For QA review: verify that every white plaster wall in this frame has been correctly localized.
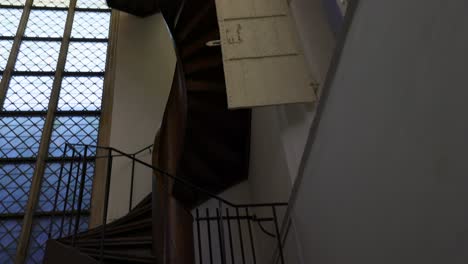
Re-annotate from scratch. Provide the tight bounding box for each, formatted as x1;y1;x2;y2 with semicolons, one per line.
337;0;348;15
247;0;335;207
278;0;336;183
293;1;468;263
107;12;176;222
193;182;255;264
245;0;336;262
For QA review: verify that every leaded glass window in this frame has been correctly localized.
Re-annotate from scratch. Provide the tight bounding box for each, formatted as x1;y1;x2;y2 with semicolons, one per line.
0;0;112;262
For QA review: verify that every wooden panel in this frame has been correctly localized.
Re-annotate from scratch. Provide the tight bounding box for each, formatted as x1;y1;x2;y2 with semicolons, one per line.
222;16;298;59
225;56;313;107
215;0;286;19
216;0;316;108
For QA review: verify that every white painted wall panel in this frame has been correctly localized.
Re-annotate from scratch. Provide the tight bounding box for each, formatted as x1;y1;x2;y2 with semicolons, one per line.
216;0;316;108
222;17;297;59
225;56;312;106
215;0;286;19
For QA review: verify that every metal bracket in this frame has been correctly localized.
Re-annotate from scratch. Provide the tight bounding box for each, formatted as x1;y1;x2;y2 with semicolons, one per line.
206;40;221;47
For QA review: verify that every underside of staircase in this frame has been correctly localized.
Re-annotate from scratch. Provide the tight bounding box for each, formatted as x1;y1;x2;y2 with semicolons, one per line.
160;0;252;208
45;195;154;263
44;0;252;263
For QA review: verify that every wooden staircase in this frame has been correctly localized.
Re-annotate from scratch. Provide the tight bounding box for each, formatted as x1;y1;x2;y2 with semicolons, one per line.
167;0;251;207
44;195;155;263
44;0;252;263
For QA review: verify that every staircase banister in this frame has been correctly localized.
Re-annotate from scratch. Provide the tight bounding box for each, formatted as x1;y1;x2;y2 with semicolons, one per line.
65;142;288;209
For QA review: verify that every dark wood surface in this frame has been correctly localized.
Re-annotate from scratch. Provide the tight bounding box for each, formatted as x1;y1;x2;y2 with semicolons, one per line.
151;0;251;262
106;0;161;17
45;0;251;262
43;240;99;264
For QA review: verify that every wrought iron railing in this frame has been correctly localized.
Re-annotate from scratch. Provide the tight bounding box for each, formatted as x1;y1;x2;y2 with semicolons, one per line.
193;203;289;264
48;142;288;264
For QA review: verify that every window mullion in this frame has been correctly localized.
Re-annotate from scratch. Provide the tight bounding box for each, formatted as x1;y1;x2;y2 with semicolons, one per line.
89;10;119;227
14;0;79;262
0;0;33;108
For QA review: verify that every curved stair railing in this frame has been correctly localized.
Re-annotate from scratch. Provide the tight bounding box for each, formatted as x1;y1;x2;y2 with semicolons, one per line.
44;143;288;264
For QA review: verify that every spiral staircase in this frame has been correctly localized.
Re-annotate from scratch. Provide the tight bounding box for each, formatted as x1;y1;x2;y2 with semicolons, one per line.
42;0;261;263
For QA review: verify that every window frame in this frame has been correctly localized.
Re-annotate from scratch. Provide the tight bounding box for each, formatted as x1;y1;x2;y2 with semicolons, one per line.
0;0;115;262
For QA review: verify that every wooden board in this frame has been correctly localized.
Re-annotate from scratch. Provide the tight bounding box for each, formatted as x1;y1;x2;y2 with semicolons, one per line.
215;0;317;108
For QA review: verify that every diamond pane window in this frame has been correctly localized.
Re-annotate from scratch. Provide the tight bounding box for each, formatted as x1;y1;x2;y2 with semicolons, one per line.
79;161;94;210
15;41;61;72
0;0;25;6
0;0;111;261
0;40;13;71
76;0;108;9
36;162;94;213
25;218;50;263
0;117;45;158
37;162;76;213
65;42;107;72
49;116;100;157
72;11;110;39
32;0;69;8
0;163;34;214
3;76;54;111
58;77;103;111
25;10;67;38
0;219;23;263
0;9;22;37
26;216;88;263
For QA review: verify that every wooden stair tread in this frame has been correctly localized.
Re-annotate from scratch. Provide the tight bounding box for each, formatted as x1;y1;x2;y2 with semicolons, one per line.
68;218;152;241
80;248;156;263
180;29;220;59
131;193;152;211
71;203;151;239
177;1;215;42
186;79;225;93
63;236;152;247
184;55;222;76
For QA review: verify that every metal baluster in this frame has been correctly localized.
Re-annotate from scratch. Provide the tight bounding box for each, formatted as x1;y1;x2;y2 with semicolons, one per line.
272;207;285;264
206;208;213;264
226;208;235;264
72;146;88;246
68;149;82;236
196;208;203;264
48;144;68;239
246;207;257;264
59;148;75;237
129;154;135;212
100;149;113;263
236;207;246;264
216;203;227;264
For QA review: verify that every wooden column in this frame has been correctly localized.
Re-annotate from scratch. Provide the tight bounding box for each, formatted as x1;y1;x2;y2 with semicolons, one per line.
152;65;195;264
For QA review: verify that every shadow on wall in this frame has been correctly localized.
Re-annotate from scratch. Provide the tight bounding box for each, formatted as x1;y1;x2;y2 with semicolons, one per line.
322;0;345;35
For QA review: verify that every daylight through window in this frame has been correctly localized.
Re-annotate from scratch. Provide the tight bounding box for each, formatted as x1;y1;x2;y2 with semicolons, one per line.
0;0;112;262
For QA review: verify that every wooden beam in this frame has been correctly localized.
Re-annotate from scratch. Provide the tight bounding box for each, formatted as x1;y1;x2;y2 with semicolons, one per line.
15;0;78;262
106;0;161;17
89;10;120;228
0;1;32;108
